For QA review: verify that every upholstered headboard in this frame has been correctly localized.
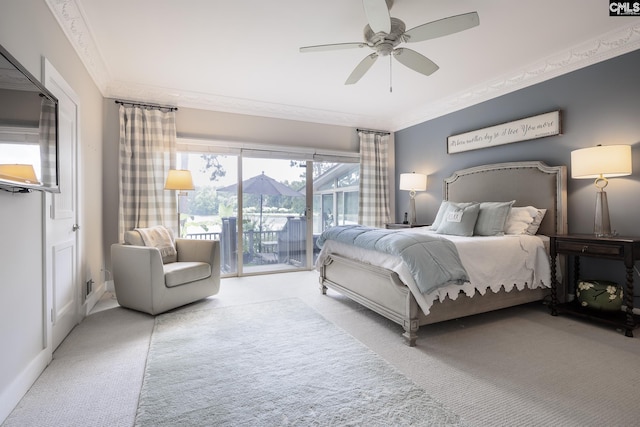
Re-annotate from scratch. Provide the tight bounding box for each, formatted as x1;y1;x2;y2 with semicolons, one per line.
443;161;567;236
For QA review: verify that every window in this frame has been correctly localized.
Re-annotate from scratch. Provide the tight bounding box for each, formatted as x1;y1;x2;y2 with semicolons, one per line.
176;152;239;274
312;162;360;234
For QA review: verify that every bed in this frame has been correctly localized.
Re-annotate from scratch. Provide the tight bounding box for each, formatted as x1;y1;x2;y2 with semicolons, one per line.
316;161;568;346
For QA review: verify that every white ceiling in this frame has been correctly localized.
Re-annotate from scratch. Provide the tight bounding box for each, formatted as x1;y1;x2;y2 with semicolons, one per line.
47;0;640;131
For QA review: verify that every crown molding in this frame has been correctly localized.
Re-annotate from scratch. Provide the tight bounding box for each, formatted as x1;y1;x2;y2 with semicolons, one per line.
45;0;110;93
47;1;640;132
105;80;377;129
391;23;640;131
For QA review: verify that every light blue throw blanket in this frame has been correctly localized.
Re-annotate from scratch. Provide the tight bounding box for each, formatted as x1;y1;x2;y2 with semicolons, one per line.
317;225;469;295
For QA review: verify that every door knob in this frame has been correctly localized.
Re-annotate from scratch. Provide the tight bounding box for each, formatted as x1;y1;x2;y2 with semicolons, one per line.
72;224;80;231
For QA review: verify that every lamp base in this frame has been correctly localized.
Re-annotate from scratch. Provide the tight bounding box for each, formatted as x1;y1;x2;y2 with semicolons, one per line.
177;191;189;212
408;196;417;225
177;191;189;238
594;190;612;237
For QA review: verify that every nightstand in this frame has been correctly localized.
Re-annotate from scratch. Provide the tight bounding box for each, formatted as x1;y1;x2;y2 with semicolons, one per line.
549;234;640;337
385;223;429;229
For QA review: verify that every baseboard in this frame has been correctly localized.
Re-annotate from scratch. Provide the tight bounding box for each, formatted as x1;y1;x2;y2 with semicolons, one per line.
0;348;51;424
84;282;106;316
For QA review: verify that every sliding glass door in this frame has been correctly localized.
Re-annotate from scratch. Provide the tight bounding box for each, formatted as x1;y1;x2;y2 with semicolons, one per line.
177;144;359;277
176;152;240;275
241;157;308;274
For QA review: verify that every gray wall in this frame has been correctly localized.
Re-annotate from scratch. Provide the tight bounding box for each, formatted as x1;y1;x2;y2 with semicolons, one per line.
395;49;640;305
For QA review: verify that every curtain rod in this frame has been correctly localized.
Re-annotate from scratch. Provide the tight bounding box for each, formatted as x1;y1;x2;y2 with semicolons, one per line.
356;128;390;135
115;99;178;112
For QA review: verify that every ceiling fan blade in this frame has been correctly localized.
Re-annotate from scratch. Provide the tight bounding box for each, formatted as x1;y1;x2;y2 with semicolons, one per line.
393;48;439;76
363;0;391;33
345;53;379;85
299;42;368;53
404;12;479;43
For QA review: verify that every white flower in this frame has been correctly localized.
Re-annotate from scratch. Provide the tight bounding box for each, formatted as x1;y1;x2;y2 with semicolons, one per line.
578;282;594;291
581;301;588;307
606;285;617;294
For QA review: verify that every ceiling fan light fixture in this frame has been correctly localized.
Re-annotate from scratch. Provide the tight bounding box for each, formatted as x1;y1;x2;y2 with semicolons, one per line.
299;0;479;87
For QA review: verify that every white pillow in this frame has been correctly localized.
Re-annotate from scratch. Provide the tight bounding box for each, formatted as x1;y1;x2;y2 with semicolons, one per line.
504;206;546;235
526;208;547;235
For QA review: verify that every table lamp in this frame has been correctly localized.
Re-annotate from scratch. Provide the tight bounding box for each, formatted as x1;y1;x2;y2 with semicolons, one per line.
571;144;632;236
399;172;427;225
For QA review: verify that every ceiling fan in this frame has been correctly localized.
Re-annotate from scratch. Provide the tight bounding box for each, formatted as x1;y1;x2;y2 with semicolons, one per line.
299;0;479;87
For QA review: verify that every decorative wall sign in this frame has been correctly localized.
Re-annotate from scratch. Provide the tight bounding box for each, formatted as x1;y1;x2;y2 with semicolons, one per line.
447;110;561;154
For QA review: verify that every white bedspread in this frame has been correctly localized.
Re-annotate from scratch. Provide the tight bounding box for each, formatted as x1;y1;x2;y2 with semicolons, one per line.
316;228;551;315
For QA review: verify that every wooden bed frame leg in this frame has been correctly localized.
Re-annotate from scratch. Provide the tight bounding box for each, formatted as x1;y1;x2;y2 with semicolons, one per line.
318;275;328;295
402;319;418;347
318;264;328;294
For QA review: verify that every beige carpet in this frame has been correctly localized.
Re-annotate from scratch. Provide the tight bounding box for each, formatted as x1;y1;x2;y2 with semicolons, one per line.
2;305;154;427
3;270;640;426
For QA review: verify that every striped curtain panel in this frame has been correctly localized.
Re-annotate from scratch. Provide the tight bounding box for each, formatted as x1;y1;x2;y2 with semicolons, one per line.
118;105;177;242
39;97;57;188
358;131;390;227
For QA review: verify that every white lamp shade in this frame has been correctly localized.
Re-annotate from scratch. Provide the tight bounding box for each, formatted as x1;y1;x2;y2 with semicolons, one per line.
399;172;427;191
164;169;194;190
571;145;632;179
0;164;39;184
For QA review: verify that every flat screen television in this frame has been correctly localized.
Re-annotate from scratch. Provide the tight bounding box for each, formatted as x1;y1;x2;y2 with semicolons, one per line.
0;43;59;193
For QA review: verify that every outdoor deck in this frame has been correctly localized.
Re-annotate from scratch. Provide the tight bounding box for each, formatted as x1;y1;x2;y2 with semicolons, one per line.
186;216;319;273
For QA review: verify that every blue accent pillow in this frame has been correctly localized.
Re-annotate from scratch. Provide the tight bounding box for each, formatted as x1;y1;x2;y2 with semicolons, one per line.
431;201;476;230
474;200;515;236
436;203;480;236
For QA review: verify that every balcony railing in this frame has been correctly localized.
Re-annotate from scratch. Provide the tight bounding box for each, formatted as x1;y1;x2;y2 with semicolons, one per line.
185;216;314;273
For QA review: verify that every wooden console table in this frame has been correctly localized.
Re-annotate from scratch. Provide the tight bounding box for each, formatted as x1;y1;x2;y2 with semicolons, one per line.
549;234;640;337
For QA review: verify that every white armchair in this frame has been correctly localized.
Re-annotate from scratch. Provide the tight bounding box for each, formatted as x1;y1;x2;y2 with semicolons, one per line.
111;228;220;315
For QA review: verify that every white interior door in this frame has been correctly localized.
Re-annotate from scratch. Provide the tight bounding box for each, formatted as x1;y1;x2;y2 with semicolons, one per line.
43;59;80;351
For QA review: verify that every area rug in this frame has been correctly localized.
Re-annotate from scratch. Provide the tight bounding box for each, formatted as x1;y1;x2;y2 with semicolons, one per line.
134;298;465;426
